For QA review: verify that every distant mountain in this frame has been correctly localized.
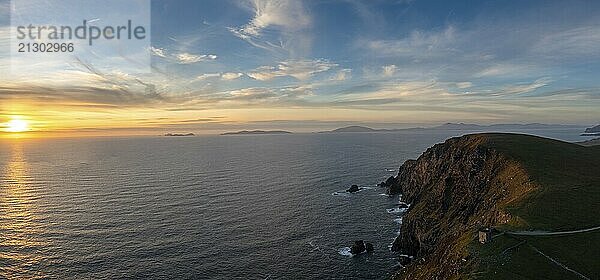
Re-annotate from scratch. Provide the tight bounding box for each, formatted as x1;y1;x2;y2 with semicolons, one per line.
330;126;381;133
582;124;600;136
433;123;485;130
322;123;583;134
221;130;292;135
164;133;194;137
434;122;583;130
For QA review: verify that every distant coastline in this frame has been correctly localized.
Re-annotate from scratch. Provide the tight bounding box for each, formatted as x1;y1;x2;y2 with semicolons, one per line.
581;124;600;136
164;122;593;138
217;123;591;137
164;133;195;137
318;123;587;134
221;130;292;135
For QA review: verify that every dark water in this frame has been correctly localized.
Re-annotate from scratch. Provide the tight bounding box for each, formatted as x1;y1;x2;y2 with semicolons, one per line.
0;129;588;279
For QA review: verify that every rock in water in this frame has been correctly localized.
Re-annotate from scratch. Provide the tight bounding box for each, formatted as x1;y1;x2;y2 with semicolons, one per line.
378;175;398;188
351;240;366;254
346;184;361;193
365;242;374;252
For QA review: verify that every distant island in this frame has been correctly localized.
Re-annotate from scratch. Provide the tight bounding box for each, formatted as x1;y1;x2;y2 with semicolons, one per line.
319;125;422;133
581;124;600;136
164;133;195;137
221;130;292;135
330;126;384;133
320;123;583;134
435;122;584;130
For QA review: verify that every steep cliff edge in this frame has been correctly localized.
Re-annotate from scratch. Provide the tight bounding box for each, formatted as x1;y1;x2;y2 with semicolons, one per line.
387;133;600;279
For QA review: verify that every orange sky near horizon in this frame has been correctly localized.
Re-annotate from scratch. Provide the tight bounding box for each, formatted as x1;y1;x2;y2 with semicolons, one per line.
2;93;597;138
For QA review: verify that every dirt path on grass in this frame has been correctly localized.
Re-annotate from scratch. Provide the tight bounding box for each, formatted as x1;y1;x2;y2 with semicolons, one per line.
507;225;600;236
529;245;590;280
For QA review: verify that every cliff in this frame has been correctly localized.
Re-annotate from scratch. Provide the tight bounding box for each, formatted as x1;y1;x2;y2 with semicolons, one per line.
387;133;600;279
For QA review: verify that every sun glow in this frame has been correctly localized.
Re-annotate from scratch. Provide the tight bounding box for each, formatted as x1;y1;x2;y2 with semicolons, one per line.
5;119;30;133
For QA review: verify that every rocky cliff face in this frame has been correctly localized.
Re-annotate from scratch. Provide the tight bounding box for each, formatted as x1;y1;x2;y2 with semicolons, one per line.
387;134;535;279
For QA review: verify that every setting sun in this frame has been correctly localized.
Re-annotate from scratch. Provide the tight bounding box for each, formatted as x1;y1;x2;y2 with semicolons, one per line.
5;119;30;133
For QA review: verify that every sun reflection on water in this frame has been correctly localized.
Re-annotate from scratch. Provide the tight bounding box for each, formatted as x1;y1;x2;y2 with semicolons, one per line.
0;141;48;279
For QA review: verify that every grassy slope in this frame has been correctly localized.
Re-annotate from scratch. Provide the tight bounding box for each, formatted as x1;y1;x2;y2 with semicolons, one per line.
472;134;600;279
484;133;600;230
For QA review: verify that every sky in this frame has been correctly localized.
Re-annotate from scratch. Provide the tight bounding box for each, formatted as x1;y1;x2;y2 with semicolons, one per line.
0;0;599;136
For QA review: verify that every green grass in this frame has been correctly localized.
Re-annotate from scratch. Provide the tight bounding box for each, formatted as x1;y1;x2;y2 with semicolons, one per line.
470;133;600;279
523;231;600;279
483;133;600;230
473;231;600;280
473;235;582;279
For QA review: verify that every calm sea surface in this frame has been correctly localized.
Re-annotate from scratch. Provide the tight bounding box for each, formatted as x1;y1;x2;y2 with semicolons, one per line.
0;129;588;279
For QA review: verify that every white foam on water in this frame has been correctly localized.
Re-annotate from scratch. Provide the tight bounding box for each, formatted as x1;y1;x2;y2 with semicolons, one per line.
332;186;371;196
331;191;350;197
386;207;407;214
338;247;353;257
397;202;410;208
394;217;403;224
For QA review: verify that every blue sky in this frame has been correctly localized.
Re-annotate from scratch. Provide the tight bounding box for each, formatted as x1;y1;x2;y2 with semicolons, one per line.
1;0;599;135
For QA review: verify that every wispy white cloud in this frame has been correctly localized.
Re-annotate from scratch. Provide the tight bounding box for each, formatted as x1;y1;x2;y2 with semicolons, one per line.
196;72;244;81
278;85;313;98
175;53;217;64
344;80;446;101
366;26;458;58
495;77;552;96
150;46;217;64
533;25;600;57
363;18;600;82
228;87;276;100
456;82;472;89
232;0;310;37
475;63;536;78
150;47;167;58
221;72;244;81
247;59;337;81
196;73;221;80
229;0;312;56
330;69;352;81
382;64;397;77
225;85;312;101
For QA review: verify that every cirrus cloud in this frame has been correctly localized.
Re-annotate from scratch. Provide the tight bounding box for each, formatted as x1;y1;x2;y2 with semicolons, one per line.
228;0;312;55
247;59;337;81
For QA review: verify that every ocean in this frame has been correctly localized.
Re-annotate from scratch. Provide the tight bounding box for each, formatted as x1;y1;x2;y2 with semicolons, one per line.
0;128;589;279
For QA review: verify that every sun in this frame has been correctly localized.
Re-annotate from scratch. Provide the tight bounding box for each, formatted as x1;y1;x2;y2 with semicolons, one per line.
5;119;30;133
